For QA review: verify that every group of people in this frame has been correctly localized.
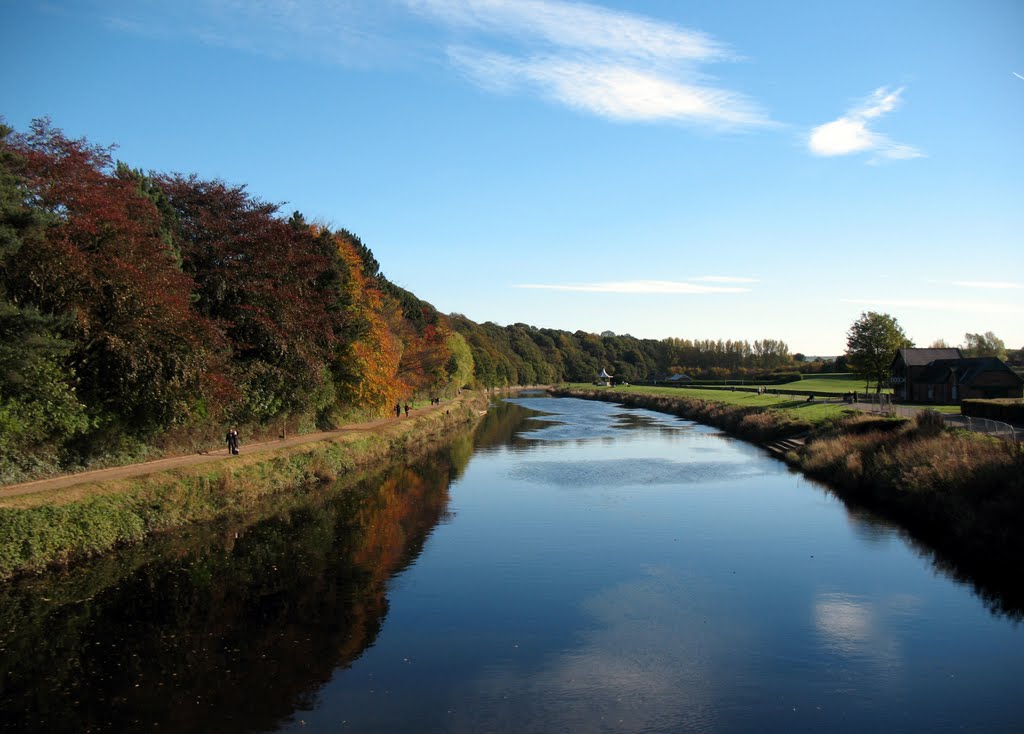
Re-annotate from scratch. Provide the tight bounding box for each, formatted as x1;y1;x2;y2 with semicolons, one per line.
393;396;446;418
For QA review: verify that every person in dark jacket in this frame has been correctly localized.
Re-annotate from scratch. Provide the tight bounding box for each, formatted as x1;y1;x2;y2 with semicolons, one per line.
226;428;239;454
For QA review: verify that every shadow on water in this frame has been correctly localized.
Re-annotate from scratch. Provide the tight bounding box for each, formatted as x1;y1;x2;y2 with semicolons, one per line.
506;394;1024;621
0;438;474;734
818;485;1024;621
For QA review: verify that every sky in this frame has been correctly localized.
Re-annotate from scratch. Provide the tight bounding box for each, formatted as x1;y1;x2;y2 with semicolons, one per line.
3;0;1023;356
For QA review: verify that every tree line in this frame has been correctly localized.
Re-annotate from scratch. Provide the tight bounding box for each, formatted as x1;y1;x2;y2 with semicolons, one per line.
0;118;799;482
0;119;471;480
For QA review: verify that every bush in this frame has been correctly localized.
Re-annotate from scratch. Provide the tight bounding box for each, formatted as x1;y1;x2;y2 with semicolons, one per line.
962;399;1024;424
913;410;946;436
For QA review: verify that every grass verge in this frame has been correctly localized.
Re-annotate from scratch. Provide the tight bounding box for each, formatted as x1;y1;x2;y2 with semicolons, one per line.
0;396;486;580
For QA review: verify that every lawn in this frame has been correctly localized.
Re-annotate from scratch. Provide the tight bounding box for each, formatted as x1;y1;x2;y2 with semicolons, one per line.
564;383;855;423
776;373;892;394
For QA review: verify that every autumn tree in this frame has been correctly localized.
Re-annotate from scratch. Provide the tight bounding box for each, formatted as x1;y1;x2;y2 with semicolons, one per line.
328;229;405;417
4;119;222;438
846;312;913;391
0;123;90;477
158;175;345;425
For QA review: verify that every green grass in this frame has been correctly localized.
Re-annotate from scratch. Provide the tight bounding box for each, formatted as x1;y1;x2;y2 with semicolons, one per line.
567;383;854;423
778;373;892;394
903;403;961;414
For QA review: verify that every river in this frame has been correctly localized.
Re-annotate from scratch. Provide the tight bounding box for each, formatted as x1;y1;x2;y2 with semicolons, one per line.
1;394;1022;733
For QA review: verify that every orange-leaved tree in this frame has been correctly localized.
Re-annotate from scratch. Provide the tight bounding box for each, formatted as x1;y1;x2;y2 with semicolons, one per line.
330;230;406;417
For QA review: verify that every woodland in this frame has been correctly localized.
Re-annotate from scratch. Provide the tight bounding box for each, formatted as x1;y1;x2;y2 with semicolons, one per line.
0;119;800;482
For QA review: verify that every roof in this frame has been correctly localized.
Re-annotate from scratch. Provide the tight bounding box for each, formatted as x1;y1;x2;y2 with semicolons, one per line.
917;357;1024;386
893;348;962;367
598;368;612;378
665;373;692;382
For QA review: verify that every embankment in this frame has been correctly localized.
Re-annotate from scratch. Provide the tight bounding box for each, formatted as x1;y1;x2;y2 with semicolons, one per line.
0;395;487;580
555;388;1024;569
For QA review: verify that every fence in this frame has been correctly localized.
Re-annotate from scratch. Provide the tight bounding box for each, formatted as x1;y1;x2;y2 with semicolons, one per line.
941;414;1021;441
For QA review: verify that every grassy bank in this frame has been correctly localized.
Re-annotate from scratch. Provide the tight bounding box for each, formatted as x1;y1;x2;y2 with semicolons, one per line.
555;386;1024;566
0;395;486;580
557;384;852;436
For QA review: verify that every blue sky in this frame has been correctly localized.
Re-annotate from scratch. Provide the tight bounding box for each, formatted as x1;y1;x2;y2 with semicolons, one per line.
3;0;1022;355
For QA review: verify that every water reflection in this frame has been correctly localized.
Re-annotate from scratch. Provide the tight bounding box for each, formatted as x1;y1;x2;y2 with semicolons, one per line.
3;394;1023;734
510;396;698;444
457;569;718;733
0;445;469;733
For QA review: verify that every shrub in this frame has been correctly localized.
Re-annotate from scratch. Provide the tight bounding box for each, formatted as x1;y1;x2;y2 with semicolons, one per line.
962;399;1024;424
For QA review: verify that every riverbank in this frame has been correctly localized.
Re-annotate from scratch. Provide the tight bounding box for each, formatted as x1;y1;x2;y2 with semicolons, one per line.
0;393;488;580
554;387;1024;568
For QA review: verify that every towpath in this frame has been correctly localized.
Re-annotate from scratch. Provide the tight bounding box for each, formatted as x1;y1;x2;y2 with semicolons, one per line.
0;405;447;499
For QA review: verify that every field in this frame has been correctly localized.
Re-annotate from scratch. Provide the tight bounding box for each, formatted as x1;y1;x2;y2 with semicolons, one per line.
567;383;854;423
776;372;891;394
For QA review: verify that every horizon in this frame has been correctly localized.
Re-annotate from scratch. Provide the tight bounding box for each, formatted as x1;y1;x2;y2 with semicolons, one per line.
3;1;1022;355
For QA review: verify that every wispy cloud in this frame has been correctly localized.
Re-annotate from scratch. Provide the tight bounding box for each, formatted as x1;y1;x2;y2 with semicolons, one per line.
106;1;405;67
843;298;1023;315
692;275;759;284
410;0;768;127
514;279;751;294
1014;72;1024;81
409;0;728;62
952;280;1023;290
808;87;923;162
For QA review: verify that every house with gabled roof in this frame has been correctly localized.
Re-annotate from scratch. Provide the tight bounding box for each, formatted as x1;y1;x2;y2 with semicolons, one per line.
890;348;1023;403
891;348;962;402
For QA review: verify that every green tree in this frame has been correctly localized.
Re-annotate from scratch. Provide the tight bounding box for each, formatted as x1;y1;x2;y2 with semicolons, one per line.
962;331;1006;360
846;312;913;391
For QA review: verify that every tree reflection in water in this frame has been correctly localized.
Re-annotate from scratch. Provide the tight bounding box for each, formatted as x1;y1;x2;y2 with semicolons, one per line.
0;440;470;733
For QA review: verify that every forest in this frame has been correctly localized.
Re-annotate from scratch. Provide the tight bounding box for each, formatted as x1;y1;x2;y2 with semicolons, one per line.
0;119;801;483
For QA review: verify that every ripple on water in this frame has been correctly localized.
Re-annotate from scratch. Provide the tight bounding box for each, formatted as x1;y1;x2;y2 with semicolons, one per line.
509;397;695;443
509;458;761;488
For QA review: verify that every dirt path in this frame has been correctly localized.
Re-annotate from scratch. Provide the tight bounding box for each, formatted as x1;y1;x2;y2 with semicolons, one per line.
0;406;446;499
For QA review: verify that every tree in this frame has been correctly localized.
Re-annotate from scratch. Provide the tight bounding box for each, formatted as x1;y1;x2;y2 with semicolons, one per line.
5;119;222;435
962;331;1006;360
929;338;951;348
845;312;913;391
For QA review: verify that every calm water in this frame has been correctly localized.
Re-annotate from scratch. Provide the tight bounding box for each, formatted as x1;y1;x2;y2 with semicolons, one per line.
2;394;1023;733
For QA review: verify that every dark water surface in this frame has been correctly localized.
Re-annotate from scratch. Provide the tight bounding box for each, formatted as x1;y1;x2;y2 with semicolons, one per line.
2;395;1022;733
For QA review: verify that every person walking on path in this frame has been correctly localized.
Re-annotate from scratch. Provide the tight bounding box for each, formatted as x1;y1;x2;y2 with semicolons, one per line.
404;403;410;417
395;402;402;419
226;428;239;455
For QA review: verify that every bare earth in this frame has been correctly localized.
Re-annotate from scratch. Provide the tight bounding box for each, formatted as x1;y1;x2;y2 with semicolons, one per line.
0;408;440;499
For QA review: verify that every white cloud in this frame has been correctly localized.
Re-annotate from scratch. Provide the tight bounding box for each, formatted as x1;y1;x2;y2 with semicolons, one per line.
809;87;923;161
448;48;763;124
408;0;728;63
413;0;768;127
514;279;751;294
